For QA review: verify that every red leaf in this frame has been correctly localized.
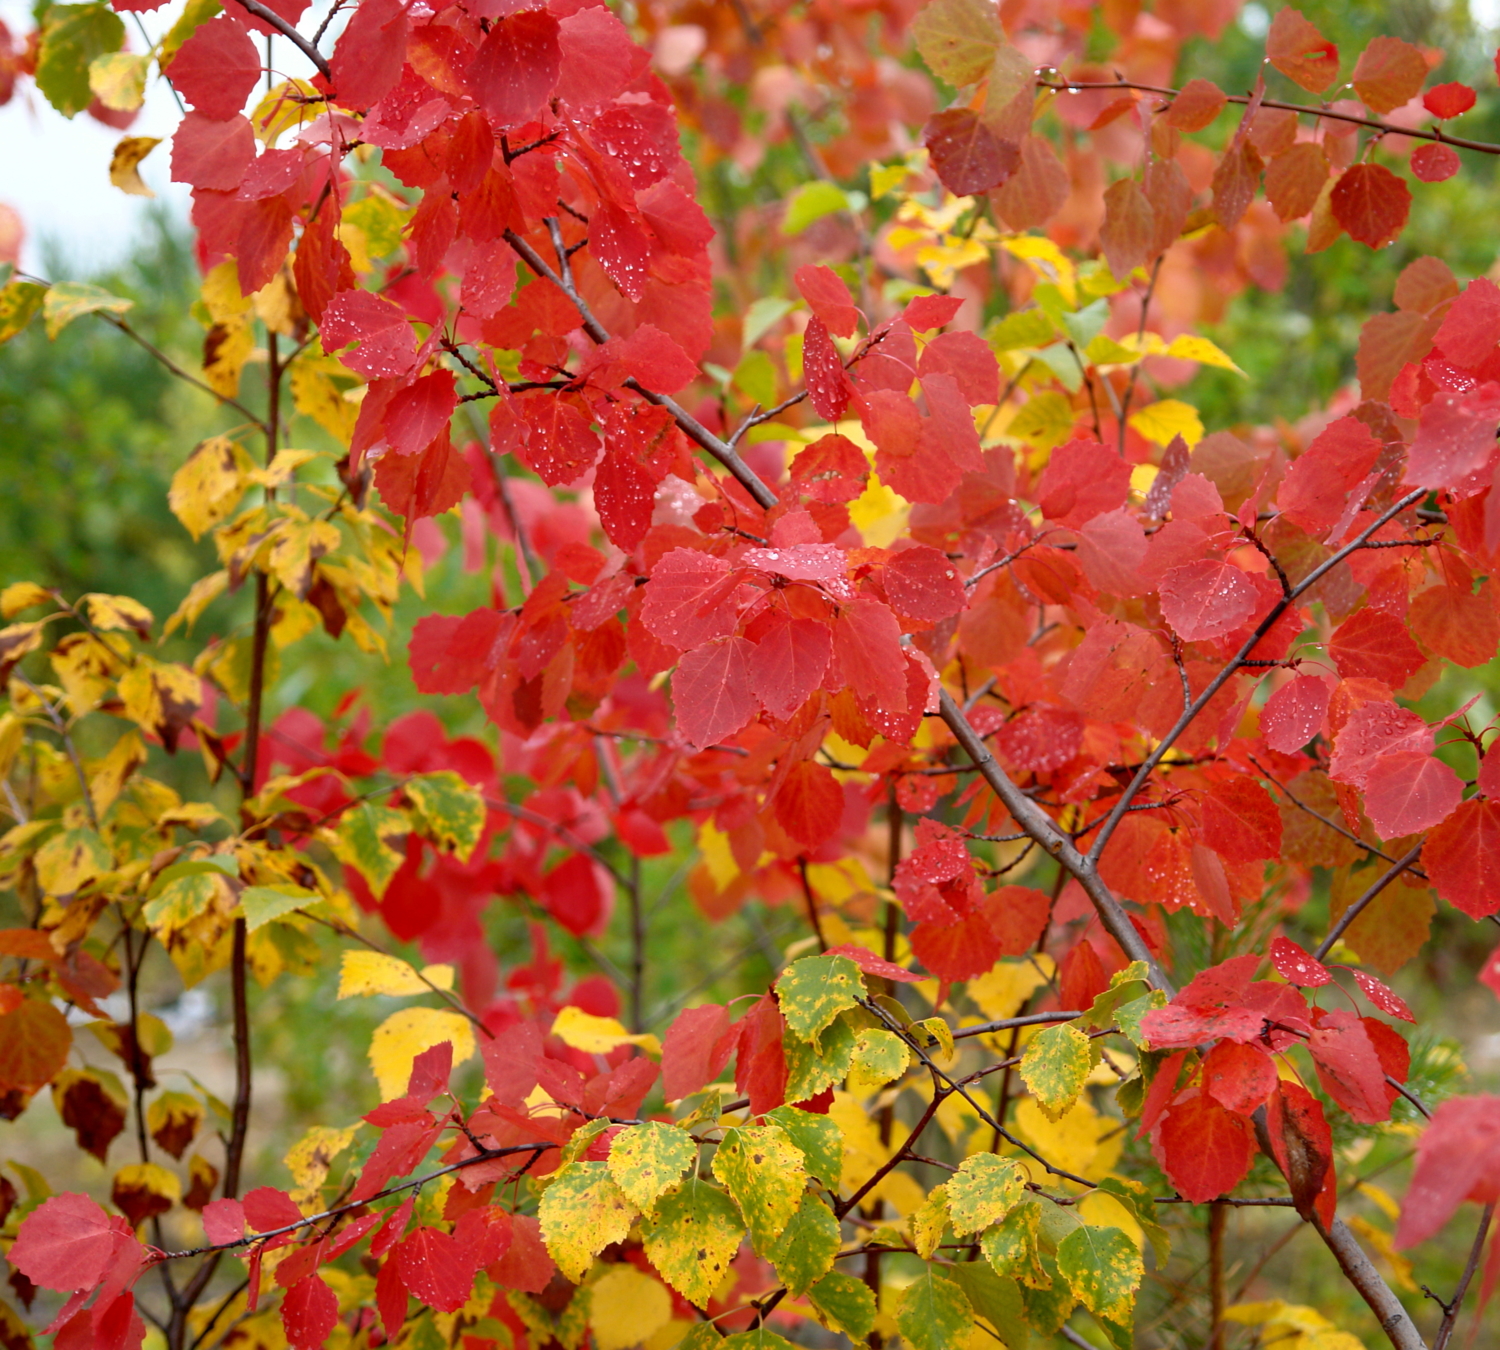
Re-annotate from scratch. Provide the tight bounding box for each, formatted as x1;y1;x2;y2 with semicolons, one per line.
1424;82;1476;118
1267;7;1340;92
1411;143;1462;183
554;5;649;111
328;0;405;108
1035;437;1132;528
1330;164;1411;249
1410;581;1500;668
884;545;966;623
594;449;656;551
167;16;260;120
1212;136;1264;231
674;637;756;749
1434;278;1500;370
1140;955;1266;1049
1164;78;1227;131
1351;970;1415;1023
735;993;787;1117
794;265;859;339
540;853;614;937
917;330;999;407
1307;1009;1391;1123
1328;698;1430;789
1361;751;1463;838
374;1258;407;1341
747;615;832;722
1394;1095;1500;1249
640;549;739;650
516;393;601;486
832;599;908;713
201;1198;246;1246
902;294;964;331
244;1187;303;1235
1262;675;1330;753
1270;936;1332;988
980;885;1051;956
994;706;1083;773
1156;1091;1255;1203
468;11;560;126
1099;177;1155;279
910;909;1003;981
320;291;418;381
1328;609;1426;688
1202;1040;1278;1115
661;1004;735;1100
618;324;699;394
1200;777;1282;863
789;434;868;503
384;371;457;458
1266;1081;1335;1223
394;1228;475;1313
591;200;652;302
170;113;255;192
803;316;852;421
1351;36;1428;113
375;430;470;524
743;542;849;587
282;1275;338;1350
775;760;845;849
1158;559;1259;642
1403;382;1500;491
1058;939;1108;1012
370;1197;416;1259
923;109;1019;197
11;1194;121;1291
823;944;924;983
1425;798;1500;918
1265;141;1329;221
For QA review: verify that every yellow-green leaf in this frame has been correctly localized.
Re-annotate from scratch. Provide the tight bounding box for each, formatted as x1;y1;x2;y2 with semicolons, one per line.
1057;1224;1142;1320
1008;391;1077;450
238;884;317;931
896;1270;974;1350
642;1179;744;1307
36;2;125;117
0;281;48;345
328;803;410;899
607;1122;697;1215
765;1104;842;1190
910;1183;949;1259
911;0;1003;85
711;1124;806;1253
43;281;132;339
539;1161;637;1283
34;826;112;897
946;1153;1025;1235
847;1026;910;1095
367;1006;474;1101
782;1016;857;1102
404;771;485;863
775;953;863;1045
781;182;864;236
88;50;147;110
762;1193;840;1297
1128;398;1204;447
807;1271;876;1342
1019;1022;1091;1115
981;1197;1047;1287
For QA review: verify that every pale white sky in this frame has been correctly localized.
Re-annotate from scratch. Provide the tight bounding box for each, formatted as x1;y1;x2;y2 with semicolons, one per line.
0;0;325;278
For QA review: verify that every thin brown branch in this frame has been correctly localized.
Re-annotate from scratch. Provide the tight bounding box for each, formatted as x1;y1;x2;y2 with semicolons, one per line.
1314;843;1423;961
230;0;331;77
1431;1203;1494;1350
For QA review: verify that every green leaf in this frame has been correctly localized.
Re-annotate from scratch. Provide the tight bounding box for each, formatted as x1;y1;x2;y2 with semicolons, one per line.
537;1161;636;1283
35;4;125;117
149;853;239;893
238;884;317;931
1019;1022;1092;1116
741;297;795;351
847;1026;910;1094
911;0;1002;85
948;1263;1029;1348
807;1271;876;1342
1021;1251;1075;1336
720;1331;798;1350
1114;990;1168;1049
607;1122;697;1215
404;771;485;863
896;1270;974;1350
642;1179;744;1308
981;1197;1048;1288
1060;297;1110;350
327;803;410;899
1057;1225;1142;1320
781;182;865;236
1081;961;1151;1032
142;872;219;933
766;1104;842;1190
762;1192;839;1296
775;953;863;1044
782;1015;857;1101
732;349;777;408
989;308;1056;351
711;1123;806;1253
42;281;132;339
0;281;47;346
1096;1176;1171;1267
946;1153;1025;1234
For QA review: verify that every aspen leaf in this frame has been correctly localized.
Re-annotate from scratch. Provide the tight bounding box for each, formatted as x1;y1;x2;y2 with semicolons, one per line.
587;1265;672;1350
847;1027;911;1095
9;1192;124;1290
711;1123;806;1251
909;1183;949;1258
1019;1022;1091;1116
775;953;863;1045
238;884;317;932
1057;1224;1141;1319
642;1179;744;1307
981;1198;1046;1286
0;279;47;344
112;1160;180;1228
911;0;1003;86
896;1270;974;1350
539;1161;636;1283
808;1271;877;1340
1128;398;1204;447
607;1123;696;1215
1164;78;1226;131
367;1007;474;1101
1351;36;1427;114
946;1154;1024;1234
765;1104;843;1189
551;1005;660;1056
327;803;410;900
762;1193;840;1296
1330;164;1411;249
1266;7;1339;92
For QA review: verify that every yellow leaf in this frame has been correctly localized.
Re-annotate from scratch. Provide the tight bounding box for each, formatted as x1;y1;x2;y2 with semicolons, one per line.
849;474;910;548
110;136;160;195
43;282;132;340
968;958;1053;1022
338;949;453;999
552;1005;661;1057
1013;1093;1121;1181
117;659;202;746
1345;1215;1416;1292
283;1124;358;1204
248;449;322;489
80;593;153;636
164;571;229;638
201;260;251;324
1164;333;1245;375
539;1161;637;1282
249;78;322;145
203;313;255;400
170;437;251;541
1357;1181;1401;1223
368;1006;475;1101
1128;399;1204;447
89;51;148;110
588;1266;673;1350
1007;390;1077;450
871;162;912;198
1001;237;1077;306
0;582;53;618
290;353;360;444
89;729;146;819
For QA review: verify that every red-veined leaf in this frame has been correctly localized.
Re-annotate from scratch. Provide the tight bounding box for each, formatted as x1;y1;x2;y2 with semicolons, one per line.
1270;935;1332;987
1156;1091;1255;1202
747;615;832;722
1266;8;1339;92
394;1228;475;1313
1158;559;1259;642
1200;777;1282;863
1327;608;1426;688
1262;674;1330;753
674;637;756;749
10;1194;121;1291
1424;798;1500;918
1351;36;1428;113
167;16;261;120
1361;751;1463;839
923;108;1019;197
1330;164;1411;249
